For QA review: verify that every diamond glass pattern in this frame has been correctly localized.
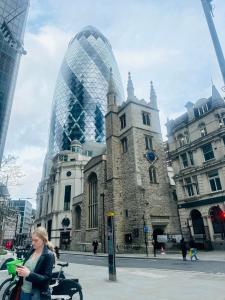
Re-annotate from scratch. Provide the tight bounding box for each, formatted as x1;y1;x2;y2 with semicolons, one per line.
48;26;124;155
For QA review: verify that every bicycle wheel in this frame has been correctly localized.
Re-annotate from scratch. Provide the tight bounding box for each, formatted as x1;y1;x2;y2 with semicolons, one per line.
70;281;83;300
2;281;16;300
0;278;12;292
52;279;83;300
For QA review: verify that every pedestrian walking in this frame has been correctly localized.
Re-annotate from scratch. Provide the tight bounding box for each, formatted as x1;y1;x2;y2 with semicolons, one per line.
152;239;157;257
180;237;187;261
54;246;60;260
189;238;199;261
14;226;55;300
92;240;98;255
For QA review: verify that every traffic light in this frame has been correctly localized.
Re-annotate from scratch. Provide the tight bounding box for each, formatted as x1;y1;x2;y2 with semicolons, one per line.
218;210;225;221
221;211;225;220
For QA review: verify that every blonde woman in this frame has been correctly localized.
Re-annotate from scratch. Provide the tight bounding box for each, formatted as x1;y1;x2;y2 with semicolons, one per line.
16;226;55;300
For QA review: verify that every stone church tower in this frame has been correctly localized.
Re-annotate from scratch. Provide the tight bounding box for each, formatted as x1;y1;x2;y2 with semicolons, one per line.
71;71;180;252
104;71;180;251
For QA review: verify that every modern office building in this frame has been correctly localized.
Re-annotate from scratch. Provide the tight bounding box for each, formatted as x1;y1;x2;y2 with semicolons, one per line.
48;25;124;156
0;0;29;164
166;85;225;249
9;199;32;239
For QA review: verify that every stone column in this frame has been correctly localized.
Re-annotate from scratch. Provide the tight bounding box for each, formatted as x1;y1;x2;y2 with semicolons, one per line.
206;215;214;242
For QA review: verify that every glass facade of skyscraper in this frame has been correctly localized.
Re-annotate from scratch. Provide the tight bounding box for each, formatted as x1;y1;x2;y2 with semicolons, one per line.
0;0;29;164
48;25;124;155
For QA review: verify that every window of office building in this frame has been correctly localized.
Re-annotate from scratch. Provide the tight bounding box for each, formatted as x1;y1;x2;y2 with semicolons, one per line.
39;196;43;217
183;176;199;197
88;173;98;228
201;143;214;161
188;151;194;166
184;177;194;197
120;114;126;129
180;151;194;168
142;111;151;126
180;153;188;168
198;103;209;116
177;133;189;147
208;170;222;192
199;122;207;137
64;185;71;211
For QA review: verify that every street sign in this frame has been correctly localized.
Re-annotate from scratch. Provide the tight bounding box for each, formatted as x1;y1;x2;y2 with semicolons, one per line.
106;211;115;217
143;226;149;233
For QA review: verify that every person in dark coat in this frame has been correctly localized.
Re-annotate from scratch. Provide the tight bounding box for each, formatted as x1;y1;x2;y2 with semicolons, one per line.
152;239;157;257
54;246;60;260
180;237;187;261
15;226;55;300
92;240;98;255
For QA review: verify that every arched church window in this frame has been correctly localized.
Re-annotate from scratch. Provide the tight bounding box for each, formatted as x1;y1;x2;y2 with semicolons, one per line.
75;205;81;229
149;166;157;183
88;173;98;228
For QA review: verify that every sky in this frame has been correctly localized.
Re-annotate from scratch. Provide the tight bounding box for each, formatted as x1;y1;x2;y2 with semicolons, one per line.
4;0;225;207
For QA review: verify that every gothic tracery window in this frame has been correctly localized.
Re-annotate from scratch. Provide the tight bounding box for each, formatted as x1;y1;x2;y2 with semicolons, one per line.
88;173;98;228
149;166;157;183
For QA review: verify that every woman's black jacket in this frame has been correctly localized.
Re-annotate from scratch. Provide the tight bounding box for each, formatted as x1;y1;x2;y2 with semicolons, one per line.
19;245;54;293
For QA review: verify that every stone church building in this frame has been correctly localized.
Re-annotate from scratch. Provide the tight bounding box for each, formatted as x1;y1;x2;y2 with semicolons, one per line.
71;72;180;252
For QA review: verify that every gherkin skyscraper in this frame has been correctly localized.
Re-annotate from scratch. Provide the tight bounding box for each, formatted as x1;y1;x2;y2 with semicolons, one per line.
0;0;29;164
48;25;124;155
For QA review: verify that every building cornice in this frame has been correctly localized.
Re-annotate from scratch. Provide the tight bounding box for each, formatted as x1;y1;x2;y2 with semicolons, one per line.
178;194;225;209
174;157;225;179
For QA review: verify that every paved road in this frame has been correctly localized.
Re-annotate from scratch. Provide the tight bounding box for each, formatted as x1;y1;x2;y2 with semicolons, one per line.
60;253;225;275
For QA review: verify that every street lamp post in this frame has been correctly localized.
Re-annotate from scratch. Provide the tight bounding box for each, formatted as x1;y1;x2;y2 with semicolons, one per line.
142;214;148;257
106;211;116;281
100;193;106;253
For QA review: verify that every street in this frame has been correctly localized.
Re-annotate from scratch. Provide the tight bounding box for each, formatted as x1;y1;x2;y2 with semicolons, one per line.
60;253;225;275
1;254;225;300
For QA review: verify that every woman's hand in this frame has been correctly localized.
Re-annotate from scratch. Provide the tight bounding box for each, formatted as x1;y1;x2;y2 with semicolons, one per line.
16;266;31;277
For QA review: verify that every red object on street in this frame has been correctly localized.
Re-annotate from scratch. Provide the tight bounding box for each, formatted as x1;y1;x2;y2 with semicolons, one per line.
5;240;13;250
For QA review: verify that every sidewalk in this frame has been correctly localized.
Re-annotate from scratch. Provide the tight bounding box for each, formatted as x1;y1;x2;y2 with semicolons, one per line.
1;251;225;300
60;249;225;262
62;261;225;300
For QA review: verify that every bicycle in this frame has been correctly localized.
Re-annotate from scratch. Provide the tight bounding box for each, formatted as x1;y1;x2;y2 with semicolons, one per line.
0;247;29;294
2;262;83;300
51;262;83;300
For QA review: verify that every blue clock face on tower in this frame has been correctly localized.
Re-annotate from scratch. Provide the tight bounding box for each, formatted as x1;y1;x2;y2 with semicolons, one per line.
146;150;156;162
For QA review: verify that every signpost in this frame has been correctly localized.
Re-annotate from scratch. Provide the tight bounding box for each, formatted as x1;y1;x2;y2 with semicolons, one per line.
106;211;116;281
142;216;149;257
